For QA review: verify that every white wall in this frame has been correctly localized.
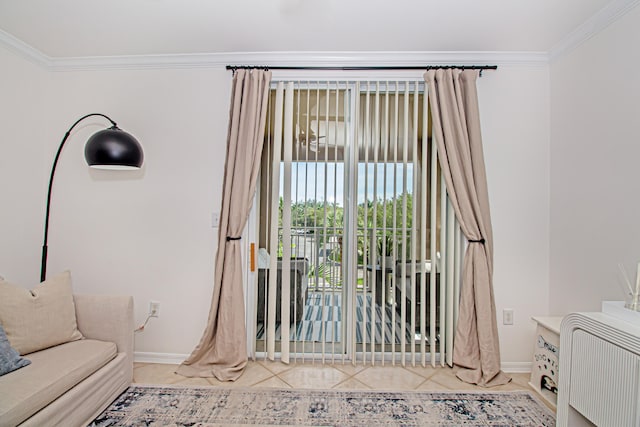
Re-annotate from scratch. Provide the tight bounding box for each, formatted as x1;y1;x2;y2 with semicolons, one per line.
0;48;551;364
42;67;231;355
479;66;551;364
0;46;48;284
0;52;231;355
549;6;640;314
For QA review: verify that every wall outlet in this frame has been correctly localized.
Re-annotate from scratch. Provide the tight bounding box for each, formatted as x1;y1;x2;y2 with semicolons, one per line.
211;212;220;228
503;308;514;325
149;301;160;318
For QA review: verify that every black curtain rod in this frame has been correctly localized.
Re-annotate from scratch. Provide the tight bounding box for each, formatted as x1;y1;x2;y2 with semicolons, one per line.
226;65;497;72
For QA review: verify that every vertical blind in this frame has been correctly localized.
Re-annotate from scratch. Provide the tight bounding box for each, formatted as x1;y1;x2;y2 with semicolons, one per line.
255;80;464;367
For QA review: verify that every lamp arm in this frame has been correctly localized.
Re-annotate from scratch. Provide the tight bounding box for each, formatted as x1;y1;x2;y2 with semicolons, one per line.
40;113;118;282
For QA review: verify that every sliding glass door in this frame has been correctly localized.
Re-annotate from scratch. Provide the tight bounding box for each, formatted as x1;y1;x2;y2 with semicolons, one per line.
251;80;463;367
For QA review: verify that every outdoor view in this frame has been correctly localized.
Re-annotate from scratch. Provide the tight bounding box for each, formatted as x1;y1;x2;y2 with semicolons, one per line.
280;162;415;291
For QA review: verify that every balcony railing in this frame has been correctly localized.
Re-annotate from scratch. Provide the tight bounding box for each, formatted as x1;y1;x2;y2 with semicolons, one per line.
275;227;423;292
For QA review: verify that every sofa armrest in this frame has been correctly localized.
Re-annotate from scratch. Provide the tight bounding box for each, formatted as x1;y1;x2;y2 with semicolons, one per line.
73;295;134;381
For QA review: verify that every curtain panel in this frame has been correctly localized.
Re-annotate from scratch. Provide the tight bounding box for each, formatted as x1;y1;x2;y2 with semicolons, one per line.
424;69;510;387
177;69;272;381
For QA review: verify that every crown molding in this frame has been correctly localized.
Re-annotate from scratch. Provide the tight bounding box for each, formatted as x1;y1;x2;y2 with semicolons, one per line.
0;28;52;68
549;0;640;61
46;51;549;72
0;28;548;72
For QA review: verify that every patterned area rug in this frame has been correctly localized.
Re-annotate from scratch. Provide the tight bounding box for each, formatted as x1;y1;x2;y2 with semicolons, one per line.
89;385;555;426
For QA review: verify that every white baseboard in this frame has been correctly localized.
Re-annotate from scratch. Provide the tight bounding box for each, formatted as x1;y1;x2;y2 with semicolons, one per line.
501;362;532;373
134;352;189;365
135;351;532;374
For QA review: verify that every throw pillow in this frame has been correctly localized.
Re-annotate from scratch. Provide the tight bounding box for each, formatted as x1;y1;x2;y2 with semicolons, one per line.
0;271;84;355
0;323;30;376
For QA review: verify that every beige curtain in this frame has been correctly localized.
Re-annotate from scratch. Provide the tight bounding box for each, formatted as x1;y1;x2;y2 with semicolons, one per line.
176;69;272;381
424;69;510;387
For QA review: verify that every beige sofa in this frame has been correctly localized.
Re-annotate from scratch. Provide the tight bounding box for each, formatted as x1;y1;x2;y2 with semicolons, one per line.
0;295;134;427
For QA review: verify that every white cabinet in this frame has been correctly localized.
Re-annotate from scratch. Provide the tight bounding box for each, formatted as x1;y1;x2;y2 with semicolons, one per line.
529;316;562;407
557;312;640;427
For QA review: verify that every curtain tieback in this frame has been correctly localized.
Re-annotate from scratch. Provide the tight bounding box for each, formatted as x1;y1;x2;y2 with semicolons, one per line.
226;236;242;241
468;238;485;244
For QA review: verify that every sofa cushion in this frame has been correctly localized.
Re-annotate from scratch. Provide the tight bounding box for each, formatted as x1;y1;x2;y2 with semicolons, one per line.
0;271;84;355
0;324;30;376
0;339;116;427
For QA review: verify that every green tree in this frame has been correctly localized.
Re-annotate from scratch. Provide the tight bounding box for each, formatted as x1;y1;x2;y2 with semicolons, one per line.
279;193;414;265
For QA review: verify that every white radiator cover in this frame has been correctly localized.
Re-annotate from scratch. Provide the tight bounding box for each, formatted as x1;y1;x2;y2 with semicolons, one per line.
557;312;640;427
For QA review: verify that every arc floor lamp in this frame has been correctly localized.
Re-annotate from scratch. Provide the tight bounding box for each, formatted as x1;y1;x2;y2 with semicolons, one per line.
40;113;144;282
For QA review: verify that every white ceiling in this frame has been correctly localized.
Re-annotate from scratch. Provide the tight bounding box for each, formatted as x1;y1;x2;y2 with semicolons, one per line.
0;0;627;59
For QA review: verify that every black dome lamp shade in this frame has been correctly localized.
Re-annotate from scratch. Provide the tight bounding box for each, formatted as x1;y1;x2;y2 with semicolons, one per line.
40;113;144;281
85;126;143;170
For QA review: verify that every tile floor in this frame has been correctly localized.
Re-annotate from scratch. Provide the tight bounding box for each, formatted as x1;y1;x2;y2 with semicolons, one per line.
134;360;553;411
